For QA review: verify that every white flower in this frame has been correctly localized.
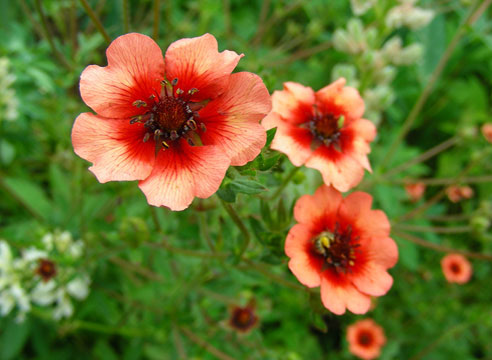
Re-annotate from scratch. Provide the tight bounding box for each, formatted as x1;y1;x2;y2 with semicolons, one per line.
23;247;48;262
41;233;54;251
350;0;377;16
333;19;368;55
0;290;15;316
68;240;84;259
55;231;73;253
53;289;73;320
67;276;90;300
386;2;434;30
31;280;57;306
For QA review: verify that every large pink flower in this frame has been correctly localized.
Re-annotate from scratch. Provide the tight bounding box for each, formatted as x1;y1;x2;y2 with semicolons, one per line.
72;33;271;210
285;185;398;315
263;79;375;192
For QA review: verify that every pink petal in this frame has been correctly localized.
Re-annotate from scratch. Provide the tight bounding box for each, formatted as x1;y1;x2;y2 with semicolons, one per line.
349;262;394;296
349;118;376;142
165;33;243;102
365;236;399;269
71;112;155;182
285;224;322;287
305;148;365;192
294;185;343;225
316;78;365;120
270;125;313;166
271;84;314;126
80;33;164;119
199;72;271;166
320;275;371;315
138;141;230;211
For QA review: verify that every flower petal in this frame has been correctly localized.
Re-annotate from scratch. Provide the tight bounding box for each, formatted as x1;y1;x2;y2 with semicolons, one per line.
270;125;313;166
80;33;164;118
305;148;365;192
72;113;155;182
350;262;394;296
165;33;243;101
138;141;230;211
199;72;271;166
271;83;314;126
348;118;376;142
294;185;343;225
320;274;371;315
285;224;322;287
315;78;365;120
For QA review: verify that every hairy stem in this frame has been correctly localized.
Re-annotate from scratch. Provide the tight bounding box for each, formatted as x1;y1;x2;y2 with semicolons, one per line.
79;0;111;44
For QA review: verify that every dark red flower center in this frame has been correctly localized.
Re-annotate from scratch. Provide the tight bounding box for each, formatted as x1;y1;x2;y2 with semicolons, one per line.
312;222;360;273
307;109;344;151
36;258;57;282
229;306;258;332
130;78;207;152
357;330;374;347
450;262;461;274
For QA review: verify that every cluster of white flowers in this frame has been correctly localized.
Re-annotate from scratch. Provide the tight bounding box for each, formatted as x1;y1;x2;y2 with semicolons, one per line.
0;57;19;122
0;231;90;322
333;0;434;124
386;0;434;30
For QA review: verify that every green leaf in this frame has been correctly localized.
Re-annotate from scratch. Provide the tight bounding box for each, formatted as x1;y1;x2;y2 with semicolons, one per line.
2;177;53;221
49;164;71;208
265;127;277;147
258;152;281;171
229;179;267;195
0;319;31;360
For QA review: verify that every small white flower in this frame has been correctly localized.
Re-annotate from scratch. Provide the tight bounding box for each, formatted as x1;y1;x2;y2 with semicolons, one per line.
31;280;57;306
386;3;434;30
0;290;15;316
55;231;73;253
68;240;84;259
10;283;31;313
53;290;73;320
23;247;48;262
41;233;54;251
350;0;377;16
67;276;90;300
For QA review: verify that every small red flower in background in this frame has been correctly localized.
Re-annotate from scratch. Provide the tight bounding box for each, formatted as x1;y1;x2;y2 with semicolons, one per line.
347;319;386;360
446;185;474;203
405;182;425;202
72;33;271;211
441;253;472;284
262;79;375;192
482;123;492;143
285;185;398;315
227;299;259;333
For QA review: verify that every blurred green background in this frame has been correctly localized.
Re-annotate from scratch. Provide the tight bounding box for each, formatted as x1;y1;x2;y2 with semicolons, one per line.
1;0;492;359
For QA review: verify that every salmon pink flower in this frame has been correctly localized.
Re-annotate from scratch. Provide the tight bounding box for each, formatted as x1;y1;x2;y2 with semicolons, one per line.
405;182;425;202
262;79;375;192
481;123;492;143
347;319;386;360
285;185;398;315
446;185;474;203
441;253;472;284
72;33;271;211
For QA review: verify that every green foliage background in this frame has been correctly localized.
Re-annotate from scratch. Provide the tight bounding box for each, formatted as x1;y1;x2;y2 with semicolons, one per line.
1;0;492;359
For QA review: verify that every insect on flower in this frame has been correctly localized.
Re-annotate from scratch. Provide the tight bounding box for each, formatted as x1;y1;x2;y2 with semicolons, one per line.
285;185;398;315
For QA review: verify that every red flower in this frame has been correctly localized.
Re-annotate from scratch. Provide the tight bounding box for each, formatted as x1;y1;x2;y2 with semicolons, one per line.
405;182;425;202
446;185;474;203
482;123;492;143
227;299;259;333
72;33;271;210
347;319;386;360
285;185;398;315
441;253;472;284
262;79;375;192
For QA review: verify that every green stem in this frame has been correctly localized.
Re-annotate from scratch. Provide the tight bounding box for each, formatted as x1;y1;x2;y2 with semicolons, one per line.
393;224;472;234
240;259;306;291
145;239;229;259
33;0;72;70
220;199;251;256
153;0;160;41
79;0;111;44
179;326;235;360
393;230;492;261
270;166;299;200
393;175;492;186
122;0;130;33
198;213;215;252
378;0;491;171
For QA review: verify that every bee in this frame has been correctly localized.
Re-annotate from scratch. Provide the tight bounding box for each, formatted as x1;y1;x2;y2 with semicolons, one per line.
313;232;334;257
